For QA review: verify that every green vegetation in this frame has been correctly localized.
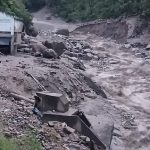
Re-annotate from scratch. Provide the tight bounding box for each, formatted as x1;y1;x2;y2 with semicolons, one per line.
24;0;45;11
46;0;150;21
0;0;32;25
1;0;150;24
0;135;19;150
20;134;42;150
0;134;42;150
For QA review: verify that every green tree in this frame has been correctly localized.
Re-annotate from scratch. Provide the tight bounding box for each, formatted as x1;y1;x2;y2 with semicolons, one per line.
46;0;150;21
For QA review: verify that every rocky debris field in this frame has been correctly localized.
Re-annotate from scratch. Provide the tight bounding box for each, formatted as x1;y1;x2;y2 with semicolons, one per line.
0;30;113;150
1;15;150;150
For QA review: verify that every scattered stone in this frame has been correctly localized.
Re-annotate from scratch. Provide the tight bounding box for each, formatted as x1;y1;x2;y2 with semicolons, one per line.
131;42;147;48
84;93;97;99
4;131;12;138
28;124;35;130
83;49;91;54
124;44;131;49
146;44;150;50
62;123;75;134
63;124;75;134
80;136;90;142
48;121;55;127
24;48;32;53
76;43;82;50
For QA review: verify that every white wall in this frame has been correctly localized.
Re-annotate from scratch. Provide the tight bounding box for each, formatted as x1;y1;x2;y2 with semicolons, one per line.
0;12;15;35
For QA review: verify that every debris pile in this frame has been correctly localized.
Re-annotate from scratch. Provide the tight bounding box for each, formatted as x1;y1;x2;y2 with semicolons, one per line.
0;27;114;150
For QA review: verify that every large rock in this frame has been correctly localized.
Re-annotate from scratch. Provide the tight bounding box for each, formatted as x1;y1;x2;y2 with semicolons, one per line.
52;42;67;57
27;25;38;37
55;29;69;36
43;40;67;57
30;43;47;53
43;40;53;49
42;49;58;59
86;114;114;149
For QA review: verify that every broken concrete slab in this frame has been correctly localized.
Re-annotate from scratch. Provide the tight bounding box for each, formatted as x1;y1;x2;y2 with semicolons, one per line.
42;111;106;150
36;91;69;113
78;98;114;149
86;115;114;149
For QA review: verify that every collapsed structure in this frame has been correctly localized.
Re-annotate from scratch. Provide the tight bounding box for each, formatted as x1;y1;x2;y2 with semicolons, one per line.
0;12;24;55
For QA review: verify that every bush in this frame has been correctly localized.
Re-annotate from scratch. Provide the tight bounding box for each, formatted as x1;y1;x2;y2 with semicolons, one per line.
24;0;46;11
46;0;150;21
0;135;19;150
0;134;42;150
0;0;32;26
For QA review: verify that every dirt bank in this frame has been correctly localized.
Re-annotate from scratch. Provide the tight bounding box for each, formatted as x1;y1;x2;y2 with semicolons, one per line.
73;16;150;44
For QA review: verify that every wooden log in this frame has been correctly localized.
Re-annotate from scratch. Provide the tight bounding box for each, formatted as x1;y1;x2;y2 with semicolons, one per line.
26;72;47;91
10;93;34;104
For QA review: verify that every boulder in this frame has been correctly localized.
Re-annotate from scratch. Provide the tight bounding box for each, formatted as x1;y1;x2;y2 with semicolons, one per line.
76;43;82;50
52;42;67;57
43;40;53;49
55;29;69;36
27;25;38;37
43;41;67;57
30;43;47;53
42;49;58;59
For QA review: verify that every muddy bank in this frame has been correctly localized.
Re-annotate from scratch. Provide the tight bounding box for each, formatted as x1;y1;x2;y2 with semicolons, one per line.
73;17;150;44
